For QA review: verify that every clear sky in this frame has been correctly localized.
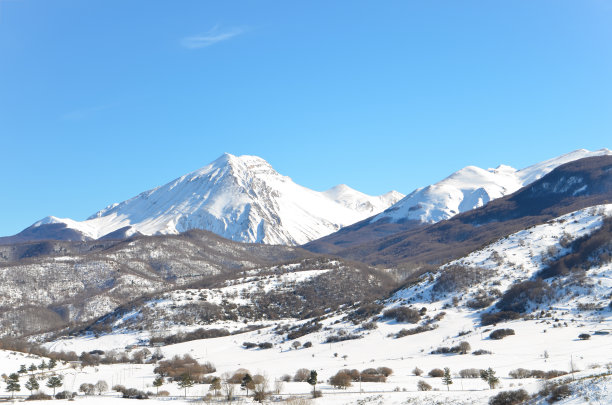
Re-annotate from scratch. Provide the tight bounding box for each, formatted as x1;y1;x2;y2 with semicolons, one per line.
1;1;611;236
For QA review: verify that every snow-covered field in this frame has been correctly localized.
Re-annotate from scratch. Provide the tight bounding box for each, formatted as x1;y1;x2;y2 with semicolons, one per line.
3;305;611;404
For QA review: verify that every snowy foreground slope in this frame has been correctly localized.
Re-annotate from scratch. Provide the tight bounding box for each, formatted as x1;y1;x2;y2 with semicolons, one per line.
6;205;608;404
20;154;402;245
374;148;611;225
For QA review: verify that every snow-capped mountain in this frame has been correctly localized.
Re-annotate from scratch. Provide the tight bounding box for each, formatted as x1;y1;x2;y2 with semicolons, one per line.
18;154;403;245
374;148;611;224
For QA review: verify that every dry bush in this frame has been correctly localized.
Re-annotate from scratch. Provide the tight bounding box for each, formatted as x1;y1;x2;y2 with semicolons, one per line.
286;321;322;340
359;368;386;382
153;355;215;382
428;368;444;377
481;311;521;326
382;306;421;323
496;279;554;313
329;371;352;389
489;329;515;340
417;380;432;391
508;368;531;379
227;368;251;384
377;367;393;377
337;369;361;381
325;332;362;343
488;389;530;405
395;324;437;338
431;341;471;355
349;303;384;321
293;368;310;382
459;368;482;378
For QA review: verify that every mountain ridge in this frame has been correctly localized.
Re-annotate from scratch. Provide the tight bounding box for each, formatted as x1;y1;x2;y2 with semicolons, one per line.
305;148;611;254
307;155;612;266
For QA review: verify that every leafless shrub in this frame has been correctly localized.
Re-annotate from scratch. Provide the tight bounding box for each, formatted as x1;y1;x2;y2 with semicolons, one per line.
293;368;310;382
395;324;438;338
417;380;432;391
428;368;444;377
329;371;352;389
460;368;482;378
489;329;515;340
496;279;554;313
382;306;421;323
153;355;215;382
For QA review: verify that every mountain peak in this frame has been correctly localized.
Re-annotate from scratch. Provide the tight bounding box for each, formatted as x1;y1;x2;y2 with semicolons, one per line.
204;153;275;174
18;154;400;245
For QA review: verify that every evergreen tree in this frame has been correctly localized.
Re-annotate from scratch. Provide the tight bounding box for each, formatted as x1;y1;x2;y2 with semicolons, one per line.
480;368;500;389
6;373;20;398
46;375;63;396
39;360;47;370
18;364;27;374
48;358;57;370
153;375;163;395
442;367;453;391
177;373;194;397
241;373;254;396
307;370;318;397
25;375;39;395
28;364;37;374
209;376;221;396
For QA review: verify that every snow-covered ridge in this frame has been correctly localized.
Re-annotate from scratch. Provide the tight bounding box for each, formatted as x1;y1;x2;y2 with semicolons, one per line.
374;148;611;224
30;154;404;245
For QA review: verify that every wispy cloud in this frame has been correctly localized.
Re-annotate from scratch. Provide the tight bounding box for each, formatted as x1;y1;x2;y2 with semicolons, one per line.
180;26;245;49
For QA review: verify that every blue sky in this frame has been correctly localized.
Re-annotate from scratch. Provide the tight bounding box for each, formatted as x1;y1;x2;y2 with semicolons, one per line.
1;1;611;236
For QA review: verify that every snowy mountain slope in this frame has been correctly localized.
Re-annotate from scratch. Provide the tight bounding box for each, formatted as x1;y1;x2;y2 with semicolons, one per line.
393;204;612;314
6;154;402;246
374;148;611;225
0;229;314;338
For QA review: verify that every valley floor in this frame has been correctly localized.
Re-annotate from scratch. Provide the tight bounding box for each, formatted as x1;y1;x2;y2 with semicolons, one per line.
2;305;610;404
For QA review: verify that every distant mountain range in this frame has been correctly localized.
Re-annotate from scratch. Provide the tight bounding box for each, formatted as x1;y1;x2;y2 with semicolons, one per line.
304;149;611;253
0;154;403;245
374;148;611;224
1;149;609;247
309;154;612;267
